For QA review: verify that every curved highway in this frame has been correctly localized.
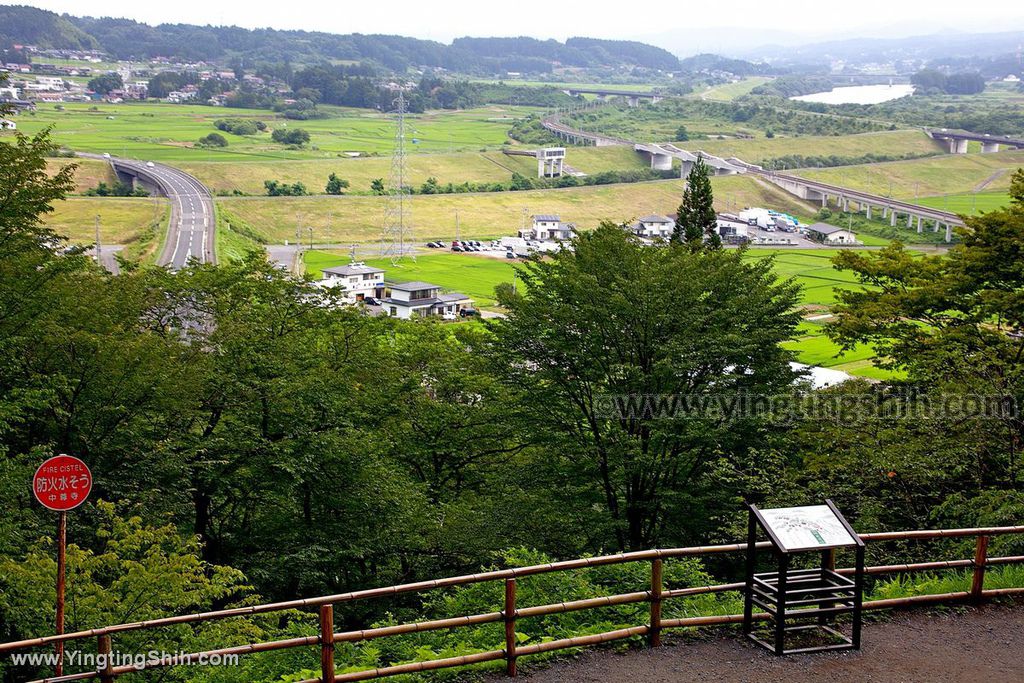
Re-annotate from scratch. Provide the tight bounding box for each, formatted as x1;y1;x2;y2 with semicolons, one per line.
79;154;216;269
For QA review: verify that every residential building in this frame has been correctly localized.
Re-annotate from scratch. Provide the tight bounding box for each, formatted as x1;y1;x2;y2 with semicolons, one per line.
519;214;575;241
0;118;16;130
319;262;385;303
806;222;857;244
380;281;472;319
631;214;674;239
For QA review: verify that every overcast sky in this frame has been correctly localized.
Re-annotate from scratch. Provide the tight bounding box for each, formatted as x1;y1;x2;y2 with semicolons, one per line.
19;0;1024;54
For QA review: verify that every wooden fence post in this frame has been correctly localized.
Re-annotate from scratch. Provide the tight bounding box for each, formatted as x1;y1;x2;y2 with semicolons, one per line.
504;578;517;677
971;535;990;602
320;605;335;683
97;634;114;683
649;558;663;647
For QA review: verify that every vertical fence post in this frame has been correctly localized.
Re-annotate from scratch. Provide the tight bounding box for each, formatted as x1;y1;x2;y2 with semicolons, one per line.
971;535;990;602
319;605;335;683
97;634;114;683
504;578;517;677
649;558;663;647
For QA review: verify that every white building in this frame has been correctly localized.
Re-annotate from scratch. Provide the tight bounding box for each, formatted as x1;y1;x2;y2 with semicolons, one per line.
34;76;65;90
716;214;749;240
631;214;674;239
0;86;20;100
381;281;472;319
0;118;15;130
319;262;385;303
519;214;575;241
807;222;857;245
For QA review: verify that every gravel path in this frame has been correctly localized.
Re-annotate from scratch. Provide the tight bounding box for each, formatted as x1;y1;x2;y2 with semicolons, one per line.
510;604;1024;683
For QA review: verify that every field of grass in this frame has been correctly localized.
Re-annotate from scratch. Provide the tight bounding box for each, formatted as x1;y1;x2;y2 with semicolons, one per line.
471;79;659;93
695;77;772;101
306;251;517;307
216;175;817;244
47;157;117;194
304;247;892;377
798;149;1024;199
44;196;170;248
914;191;1011;215
5;102;540;162
693;130;946;164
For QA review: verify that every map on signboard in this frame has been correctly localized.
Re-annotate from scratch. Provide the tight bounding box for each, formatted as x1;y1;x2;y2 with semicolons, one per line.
758;505;857;552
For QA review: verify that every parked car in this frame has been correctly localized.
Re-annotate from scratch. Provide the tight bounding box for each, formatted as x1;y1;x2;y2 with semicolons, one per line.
442;311;458;321
459;308;480;318
362;297;379;306
436;241;447;248
505;251;517;259
452;245;464;252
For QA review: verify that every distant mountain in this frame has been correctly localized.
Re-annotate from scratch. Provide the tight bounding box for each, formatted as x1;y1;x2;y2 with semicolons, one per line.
0;4;98;51
741;30;1024;66
677;53;777;76
0;5;681;74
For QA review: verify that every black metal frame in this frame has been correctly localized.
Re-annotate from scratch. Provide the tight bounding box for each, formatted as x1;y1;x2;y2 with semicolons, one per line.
743;500;865;655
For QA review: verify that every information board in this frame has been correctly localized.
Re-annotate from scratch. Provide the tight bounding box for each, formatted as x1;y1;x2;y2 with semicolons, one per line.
757;504;857;552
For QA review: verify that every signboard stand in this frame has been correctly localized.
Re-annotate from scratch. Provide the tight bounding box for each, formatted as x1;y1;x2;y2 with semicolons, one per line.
743;499;864;655
33;454;92;677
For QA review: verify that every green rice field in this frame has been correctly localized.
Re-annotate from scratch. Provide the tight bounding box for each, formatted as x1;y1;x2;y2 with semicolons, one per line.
3;102;540;162
914;191;1011;215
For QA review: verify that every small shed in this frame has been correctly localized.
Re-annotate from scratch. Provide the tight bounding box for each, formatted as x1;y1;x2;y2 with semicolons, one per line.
806;222;856;244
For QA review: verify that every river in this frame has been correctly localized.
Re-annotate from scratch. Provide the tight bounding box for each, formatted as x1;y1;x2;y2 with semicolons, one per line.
791;83;915;105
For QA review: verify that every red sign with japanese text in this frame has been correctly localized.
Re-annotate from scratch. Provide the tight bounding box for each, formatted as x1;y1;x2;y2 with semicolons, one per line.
33;455;92;511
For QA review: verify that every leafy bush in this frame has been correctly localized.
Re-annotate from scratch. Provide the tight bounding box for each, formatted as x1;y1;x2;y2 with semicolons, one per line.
198;132;229;147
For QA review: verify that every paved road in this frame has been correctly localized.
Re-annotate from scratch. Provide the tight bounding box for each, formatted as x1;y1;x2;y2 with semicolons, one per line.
78;154;216;269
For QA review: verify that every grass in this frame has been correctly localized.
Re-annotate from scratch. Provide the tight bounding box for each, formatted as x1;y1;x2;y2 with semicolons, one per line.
44;196;170;248
695;77;772;101
215;175;817;244
914;192;1011;215
798;149;1024;199
4;102;541;162
306;251;518;308
693;130;946;164
47;157;117;194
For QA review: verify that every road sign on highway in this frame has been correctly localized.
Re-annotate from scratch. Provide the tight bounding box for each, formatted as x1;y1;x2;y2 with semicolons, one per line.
33;454;92;511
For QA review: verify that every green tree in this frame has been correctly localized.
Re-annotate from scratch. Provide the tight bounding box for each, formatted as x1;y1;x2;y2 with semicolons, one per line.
197;132;228;147
370;178;386;195
87;72;122;95
673;155;720;250
325;172;350;195
493;224;801;550
419;176;441;194
674;124;689;141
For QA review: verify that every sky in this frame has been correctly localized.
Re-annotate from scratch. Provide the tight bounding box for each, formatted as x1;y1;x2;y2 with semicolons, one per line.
18;0;1024;55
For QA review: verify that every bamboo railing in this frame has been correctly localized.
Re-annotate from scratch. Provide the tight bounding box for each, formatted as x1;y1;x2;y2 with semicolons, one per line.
2;525;1023;683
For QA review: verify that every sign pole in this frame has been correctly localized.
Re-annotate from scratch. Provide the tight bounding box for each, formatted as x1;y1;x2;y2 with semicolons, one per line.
55;511;66;676
32;453;92;677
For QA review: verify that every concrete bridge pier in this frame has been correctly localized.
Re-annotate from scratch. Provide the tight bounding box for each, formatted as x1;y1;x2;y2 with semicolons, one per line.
917;216;923;233
890;210;898;227
865;205;872;220
907;212;914;228
945;223;952;242
678;160;694;178
981;142;1001;153
649;152;673;171
949;138;969;154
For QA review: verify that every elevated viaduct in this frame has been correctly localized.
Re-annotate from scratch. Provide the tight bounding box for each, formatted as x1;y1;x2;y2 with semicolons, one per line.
926;128;1024;154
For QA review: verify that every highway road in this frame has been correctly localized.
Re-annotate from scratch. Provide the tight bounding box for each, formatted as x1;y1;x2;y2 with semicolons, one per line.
79;154;216;269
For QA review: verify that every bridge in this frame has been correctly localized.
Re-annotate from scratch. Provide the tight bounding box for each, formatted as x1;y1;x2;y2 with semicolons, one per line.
559;87;663;107
634;142;745;176
541;113;745;176
733;159;964;241
80;154;217;269
926;128;1024;154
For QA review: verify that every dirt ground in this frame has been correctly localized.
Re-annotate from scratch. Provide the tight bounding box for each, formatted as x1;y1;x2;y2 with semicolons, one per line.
510;604;1024;683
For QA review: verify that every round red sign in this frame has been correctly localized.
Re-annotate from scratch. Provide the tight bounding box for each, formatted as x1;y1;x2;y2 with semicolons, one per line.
33;455;92;511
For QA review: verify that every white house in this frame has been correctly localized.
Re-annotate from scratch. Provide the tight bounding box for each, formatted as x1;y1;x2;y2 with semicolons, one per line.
807;222;857;245
0;118;16;130
631;214;674;239
0;86;20;100
519;214;575;241
319;262;385;303
381;281;472;319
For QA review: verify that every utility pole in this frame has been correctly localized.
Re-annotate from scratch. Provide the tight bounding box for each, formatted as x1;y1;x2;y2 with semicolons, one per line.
380;91;415;264
455;209;461;243
93;215;101;263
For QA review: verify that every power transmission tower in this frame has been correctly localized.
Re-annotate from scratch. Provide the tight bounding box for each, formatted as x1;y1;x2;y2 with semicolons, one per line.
380;91;415;264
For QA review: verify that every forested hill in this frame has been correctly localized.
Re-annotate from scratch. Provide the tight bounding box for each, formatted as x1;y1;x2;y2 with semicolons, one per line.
0;5;682;73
